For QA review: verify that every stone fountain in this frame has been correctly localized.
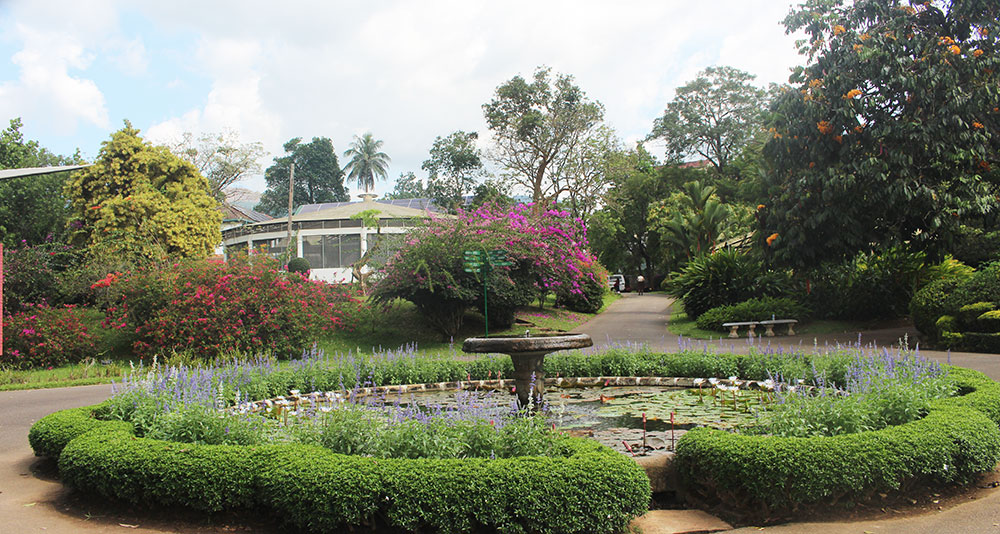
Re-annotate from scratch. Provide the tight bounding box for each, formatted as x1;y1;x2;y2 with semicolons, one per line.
462;332;593;409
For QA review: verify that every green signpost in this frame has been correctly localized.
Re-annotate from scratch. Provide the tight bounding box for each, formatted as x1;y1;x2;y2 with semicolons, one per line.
463;249;513;336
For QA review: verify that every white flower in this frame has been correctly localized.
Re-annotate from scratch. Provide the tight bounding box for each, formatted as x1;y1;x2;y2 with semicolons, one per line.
289;389;301;396
728;376;738;382
694;378;705;386
709;377;719;385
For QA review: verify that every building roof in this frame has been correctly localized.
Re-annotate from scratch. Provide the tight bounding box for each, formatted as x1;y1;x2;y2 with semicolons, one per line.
220;202;272;223
243;194;442;228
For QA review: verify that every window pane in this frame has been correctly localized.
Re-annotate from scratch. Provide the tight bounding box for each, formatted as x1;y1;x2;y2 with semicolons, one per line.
324;235;341;267
303;235;324;269
341;234;361;266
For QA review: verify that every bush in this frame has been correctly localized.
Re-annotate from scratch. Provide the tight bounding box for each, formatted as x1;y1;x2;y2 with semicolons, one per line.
102;255;360;358
42;407;650;534
910;278;962;341
287;257;311;274
0;241;76;313
667;249;782;319
556;260;609;313
805;246;927;321
695;297;809;332
2;304;96;369
958;302;996;330
950;225;1000;268
675;367;1000;520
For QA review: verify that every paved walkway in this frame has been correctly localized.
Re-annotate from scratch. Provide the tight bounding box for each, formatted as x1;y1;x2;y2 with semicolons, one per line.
4;292;1000;533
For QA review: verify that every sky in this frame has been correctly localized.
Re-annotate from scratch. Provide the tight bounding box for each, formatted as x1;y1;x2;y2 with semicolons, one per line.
0;0;805;199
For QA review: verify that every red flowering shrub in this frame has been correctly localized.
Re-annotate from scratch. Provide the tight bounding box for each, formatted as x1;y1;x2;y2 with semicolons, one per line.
101;255;360;358
2;304;96;369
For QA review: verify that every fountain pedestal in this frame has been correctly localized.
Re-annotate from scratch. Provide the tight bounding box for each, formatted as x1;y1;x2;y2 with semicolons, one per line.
462;333;593;409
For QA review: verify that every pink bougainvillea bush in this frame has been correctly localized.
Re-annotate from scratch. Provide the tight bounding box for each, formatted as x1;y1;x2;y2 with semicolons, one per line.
371;203;607;337
2;304;96;369
97;254;360;358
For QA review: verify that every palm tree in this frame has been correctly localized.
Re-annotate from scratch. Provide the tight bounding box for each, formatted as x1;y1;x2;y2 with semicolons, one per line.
342;133;391;193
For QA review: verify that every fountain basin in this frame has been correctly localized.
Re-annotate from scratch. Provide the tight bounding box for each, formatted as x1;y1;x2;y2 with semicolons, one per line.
462;332;593;408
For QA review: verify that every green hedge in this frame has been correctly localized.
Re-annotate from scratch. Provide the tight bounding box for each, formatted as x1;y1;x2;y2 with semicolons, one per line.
674;366;1000;519
36;406;649;534
695;297;809;332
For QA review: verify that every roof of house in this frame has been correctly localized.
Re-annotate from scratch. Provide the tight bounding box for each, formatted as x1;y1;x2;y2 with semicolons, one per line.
220;203;272;223
242;194;443;228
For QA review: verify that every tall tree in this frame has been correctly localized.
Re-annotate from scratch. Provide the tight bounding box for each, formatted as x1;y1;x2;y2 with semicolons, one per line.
0;118;83;246
760;0;1000;267
422;130;485;212
343;132;391;194
483;67;605;204
562;125;621;220
649;66;768;174
256;137;348;216
170;129;265;202
649;181;733;262
64;121;220;260
383;171;427;200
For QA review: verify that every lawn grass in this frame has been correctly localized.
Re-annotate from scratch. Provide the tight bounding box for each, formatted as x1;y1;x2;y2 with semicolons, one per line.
665;300;866;340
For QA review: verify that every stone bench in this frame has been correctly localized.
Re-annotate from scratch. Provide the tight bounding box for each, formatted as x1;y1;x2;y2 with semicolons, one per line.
721;321;759;338
760;319;798;336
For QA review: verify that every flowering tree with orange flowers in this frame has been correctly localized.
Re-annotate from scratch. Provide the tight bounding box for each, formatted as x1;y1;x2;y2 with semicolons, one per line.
759;0;999;267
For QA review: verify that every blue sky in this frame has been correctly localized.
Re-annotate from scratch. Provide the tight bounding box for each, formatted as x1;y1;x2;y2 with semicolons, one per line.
0;0;804;198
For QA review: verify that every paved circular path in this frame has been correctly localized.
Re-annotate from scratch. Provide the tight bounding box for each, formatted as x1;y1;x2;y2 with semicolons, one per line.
4;292;1000;533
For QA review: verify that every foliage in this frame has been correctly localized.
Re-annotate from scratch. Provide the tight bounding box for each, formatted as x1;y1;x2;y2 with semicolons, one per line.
586;145;675;277
64;122;221;260
422;130;485;212
695;297;809;332
371;203;606;337
950;225;1000;268
342;132;391;194
383;171;427;200
256;137;348;216
649;65;769;174
483;66;605;203
170;129;265;202
562;125;622;220
1;304;96;370
803;245;929;320
0;118;83;246
667;249;786;319
676;367;1000;519
911;278;963;341
649;180;734;262
0;241;76;312
100;254;360;358
286;256;310;274
759;0;1000;268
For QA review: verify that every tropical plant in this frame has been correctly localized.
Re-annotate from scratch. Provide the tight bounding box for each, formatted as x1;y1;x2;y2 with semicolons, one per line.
343;133;391;194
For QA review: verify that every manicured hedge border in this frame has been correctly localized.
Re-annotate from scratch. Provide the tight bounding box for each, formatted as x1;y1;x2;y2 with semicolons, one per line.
30;405;650;534
674;366;1000;518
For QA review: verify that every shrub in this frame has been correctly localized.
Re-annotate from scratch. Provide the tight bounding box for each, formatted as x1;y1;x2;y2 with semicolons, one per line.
910;278;962;341
102;255;360;358
287;257;311;274
667;249;780;319
372;203;607;337
695;297;809;331
1;304;96;369
805;246;927;321
0;241;76;313
951;225;1000;268
958;302;996;331
43;408;649;534
556;259;609;313
978;310;1000;333
675;367;1000;520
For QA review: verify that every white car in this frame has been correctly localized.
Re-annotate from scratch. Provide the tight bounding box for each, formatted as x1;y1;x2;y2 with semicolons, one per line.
608;274;626;292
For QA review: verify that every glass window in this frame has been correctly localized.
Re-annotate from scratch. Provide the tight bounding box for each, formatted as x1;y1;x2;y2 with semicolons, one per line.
324;235;341;267
302;235;324;269
300;221;324;229
341;234;361;266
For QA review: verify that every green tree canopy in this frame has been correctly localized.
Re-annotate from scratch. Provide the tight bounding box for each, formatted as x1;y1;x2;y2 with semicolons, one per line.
343;132;391;194
650;66;769;174
422;130;485;212
383;171;427;200
64;122;220;260
0;118;83;246
170;129;265;202
760;0;1000;267
256;137;349;216
483;67;605;203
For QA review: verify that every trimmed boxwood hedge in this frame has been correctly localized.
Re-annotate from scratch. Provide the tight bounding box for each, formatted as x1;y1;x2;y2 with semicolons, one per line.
31;405;650;534
674;366;1000;519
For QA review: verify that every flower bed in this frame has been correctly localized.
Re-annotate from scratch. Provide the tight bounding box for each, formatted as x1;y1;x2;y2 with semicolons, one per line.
29;344;1000;530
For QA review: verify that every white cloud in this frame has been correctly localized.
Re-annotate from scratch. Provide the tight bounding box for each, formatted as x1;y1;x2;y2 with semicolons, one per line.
107;36;149;76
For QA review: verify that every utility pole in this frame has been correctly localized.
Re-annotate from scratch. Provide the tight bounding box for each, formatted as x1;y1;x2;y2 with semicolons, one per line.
286;162;295;252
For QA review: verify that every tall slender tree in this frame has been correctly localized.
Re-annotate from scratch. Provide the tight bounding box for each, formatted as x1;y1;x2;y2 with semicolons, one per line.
343;133;391;193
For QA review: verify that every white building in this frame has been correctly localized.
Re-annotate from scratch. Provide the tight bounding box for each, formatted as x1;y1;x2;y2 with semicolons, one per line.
221;194;440;283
